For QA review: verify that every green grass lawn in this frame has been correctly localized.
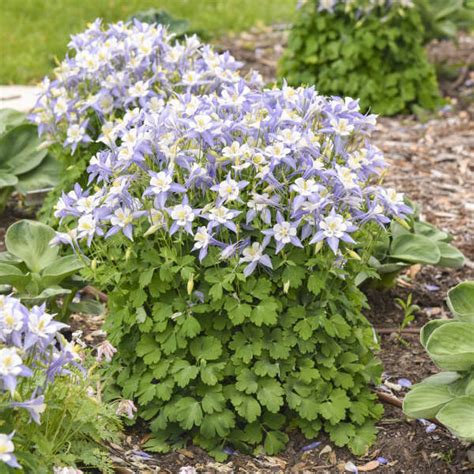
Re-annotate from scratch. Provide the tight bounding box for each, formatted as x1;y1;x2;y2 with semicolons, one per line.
0;0;296;85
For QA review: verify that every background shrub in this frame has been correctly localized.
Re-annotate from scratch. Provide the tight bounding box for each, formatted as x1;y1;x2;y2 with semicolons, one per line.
279;0;441;115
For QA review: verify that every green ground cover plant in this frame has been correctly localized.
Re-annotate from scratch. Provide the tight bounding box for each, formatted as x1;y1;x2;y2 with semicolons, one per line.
279;0;441;115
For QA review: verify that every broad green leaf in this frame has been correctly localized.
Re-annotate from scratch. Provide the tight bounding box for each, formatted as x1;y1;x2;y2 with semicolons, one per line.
0;262;29;289
21;286;71;302
6;220;58;272
0;124;48;174
0;109;25;134
414;221;450;242
0;251;22;264
420;319;451;348
42;254;84;286
447;281;474;322
422;371;461;386
0;172;18;188
436;242;464;269
15;153;61;194
436;396;474;441
264;430;288;455
403;384;454;418
390;234;441;265
426;322;474;370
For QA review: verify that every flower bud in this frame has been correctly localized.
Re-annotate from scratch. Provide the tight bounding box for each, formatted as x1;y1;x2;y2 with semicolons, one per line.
283;280;290;294
187;274;194;295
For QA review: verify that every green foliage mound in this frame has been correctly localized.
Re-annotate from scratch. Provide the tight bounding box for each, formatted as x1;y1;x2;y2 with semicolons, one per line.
279;1;441;115
90;240;383;459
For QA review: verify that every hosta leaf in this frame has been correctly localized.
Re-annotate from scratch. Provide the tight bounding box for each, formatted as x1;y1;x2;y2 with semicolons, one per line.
264;430;288;455
21;286;71;302
0;172;18;188
0;251;22;264
403;384;454;419
447;281;474;322
15;153;61;194
436;396;474;441
6;220;58;272
0;109;25;134
426;322;474;370
0;124;48;174
420;319;451;348
436;242;464;269
422;371;461;386
42;254;84;286
0;262;29;289
390;234;441;265
414;221;450;242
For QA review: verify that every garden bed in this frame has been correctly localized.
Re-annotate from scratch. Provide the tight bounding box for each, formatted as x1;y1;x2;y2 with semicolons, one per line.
0;27;473;474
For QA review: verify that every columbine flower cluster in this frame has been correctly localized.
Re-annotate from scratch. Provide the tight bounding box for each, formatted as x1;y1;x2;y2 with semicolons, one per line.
30;19;262;152
0;295;81;469
54;83;410;276
309;0;414;14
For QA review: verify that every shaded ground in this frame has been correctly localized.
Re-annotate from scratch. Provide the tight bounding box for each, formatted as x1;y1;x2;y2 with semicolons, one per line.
0;28;473;474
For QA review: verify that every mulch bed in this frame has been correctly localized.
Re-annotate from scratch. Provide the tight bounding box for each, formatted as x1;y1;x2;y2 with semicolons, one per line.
1;27;473;474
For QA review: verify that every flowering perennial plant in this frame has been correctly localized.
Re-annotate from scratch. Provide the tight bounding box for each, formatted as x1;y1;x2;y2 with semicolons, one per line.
56;83;410;455
280;0;440;115
0;295;120;471
30;19;262;153
53;82;411;457
55;85;409;255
